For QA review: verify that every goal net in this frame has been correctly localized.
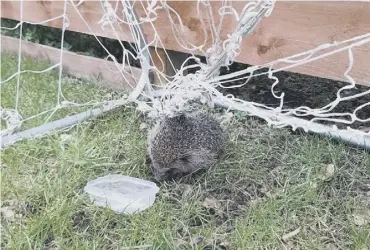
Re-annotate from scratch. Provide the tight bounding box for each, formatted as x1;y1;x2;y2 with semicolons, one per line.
1;0;369;149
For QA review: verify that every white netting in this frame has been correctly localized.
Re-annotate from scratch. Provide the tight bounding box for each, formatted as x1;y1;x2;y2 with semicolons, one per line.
1;0;369;148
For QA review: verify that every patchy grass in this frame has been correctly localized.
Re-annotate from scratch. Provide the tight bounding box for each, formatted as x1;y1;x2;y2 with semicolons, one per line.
1;53;117;131
1;54;370;249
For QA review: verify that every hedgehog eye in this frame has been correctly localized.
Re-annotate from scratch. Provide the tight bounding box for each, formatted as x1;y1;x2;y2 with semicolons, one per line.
179;156;189;163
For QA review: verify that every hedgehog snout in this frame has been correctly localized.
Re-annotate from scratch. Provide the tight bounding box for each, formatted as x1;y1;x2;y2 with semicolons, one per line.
151;164;170;181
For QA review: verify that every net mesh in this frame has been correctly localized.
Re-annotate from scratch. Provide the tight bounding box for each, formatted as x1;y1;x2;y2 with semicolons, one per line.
1;0;369;147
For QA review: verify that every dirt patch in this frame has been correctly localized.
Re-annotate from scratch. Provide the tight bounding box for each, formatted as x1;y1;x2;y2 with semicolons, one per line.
218;63;370;130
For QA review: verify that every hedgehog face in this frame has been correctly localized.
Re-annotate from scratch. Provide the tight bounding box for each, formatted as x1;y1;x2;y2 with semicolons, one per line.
151;164;184;181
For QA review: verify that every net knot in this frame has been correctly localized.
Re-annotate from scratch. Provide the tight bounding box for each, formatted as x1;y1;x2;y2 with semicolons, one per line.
98;0;117;30
0;108;22;137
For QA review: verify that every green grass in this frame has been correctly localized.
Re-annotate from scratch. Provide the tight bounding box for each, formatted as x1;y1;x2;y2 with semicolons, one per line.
1;53;370;249
1;53;118;131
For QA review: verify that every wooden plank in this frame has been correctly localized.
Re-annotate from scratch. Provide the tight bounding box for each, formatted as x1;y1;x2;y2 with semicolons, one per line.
1;1;370;86
1;35;141;91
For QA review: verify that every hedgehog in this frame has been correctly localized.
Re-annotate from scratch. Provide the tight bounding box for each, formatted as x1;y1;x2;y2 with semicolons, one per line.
148;112;227;181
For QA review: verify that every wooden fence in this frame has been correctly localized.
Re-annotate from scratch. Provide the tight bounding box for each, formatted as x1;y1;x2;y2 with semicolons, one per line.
1;1;370;89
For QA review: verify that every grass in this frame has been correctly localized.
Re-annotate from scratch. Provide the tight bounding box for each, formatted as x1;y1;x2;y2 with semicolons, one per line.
1;53;118;131
1;53;370;249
